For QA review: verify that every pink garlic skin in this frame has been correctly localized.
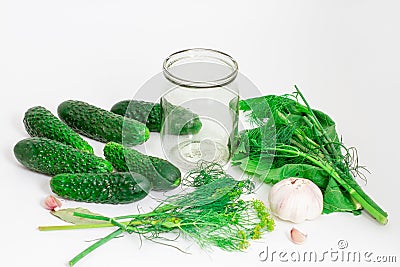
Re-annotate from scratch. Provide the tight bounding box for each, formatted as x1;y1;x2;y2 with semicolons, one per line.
44;195;62;211
268;178;323;223
290;227;308;245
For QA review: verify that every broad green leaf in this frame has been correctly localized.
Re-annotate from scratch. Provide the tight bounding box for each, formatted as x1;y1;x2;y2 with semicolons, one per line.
313;108;340;145
313;109;335;128
232;155;274;180
51;208;105;225
263;164;330;188
322;178;360;214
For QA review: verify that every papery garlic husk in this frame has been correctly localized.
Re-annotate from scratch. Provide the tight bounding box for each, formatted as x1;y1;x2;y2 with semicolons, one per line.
268;178;323;223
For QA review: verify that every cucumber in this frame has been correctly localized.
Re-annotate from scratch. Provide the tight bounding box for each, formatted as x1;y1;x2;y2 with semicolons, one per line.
110;99;202;135
50;172;151;204
104;142;181;191
58;100;150;146
111;100;161;132
13;137;112;176
23;106;93;153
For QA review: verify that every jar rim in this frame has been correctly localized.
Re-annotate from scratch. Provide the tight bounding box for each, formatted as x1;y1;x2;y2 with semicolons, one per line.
163;48;238;88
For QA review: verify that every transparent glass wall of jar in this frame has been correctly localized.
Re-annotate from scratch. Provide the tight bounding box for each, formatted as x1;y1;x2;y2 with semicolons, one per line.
160;48;239;170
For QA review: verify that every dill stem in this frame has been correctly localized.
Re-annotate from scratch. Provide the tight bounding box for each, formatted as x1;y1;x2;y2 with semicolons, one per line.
295;132;320;149
276;109;321;149
73;212;110;221
179;222;221;227
301;115;334;160
306;114;338;156
290;137;326;160
294;85;339;159
115;210;165;220
38;223;119;231
69;228;123;266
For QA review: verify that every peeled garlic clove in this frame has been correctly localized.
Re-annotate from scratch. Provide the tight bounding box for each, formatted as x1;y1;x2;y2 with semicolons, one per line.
268;177;323;223
44;195;62;211
290;227;307;244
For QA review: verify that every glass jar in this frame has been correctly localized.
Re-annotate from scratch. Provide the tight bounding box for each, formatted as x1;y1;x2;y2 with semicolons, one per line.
160;48;239;170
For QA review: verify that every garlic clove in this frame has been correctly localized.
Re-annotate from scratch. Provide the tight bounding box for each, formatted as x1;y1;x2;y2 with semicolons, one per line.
290;227;307;245
44;195;62;211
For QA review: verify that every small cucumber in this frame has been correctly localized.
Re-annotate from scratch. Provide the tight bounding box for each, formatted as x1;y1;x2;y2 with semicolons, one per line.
110;99;202;135
58;100;150;146
104;142;181;191
14;137;112;176
51;172;151;204
23;106;93;153
111;100;162;132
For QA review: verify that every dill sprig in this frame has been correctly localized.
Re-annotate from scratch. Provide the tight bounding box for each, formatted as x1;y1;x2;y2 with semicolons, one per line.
182;160;228;187
39;163;274;266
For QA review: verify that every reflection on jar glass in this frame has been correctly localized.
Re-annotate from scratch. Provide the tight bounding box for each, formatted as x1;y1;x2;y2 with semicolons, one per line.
160;48;239;170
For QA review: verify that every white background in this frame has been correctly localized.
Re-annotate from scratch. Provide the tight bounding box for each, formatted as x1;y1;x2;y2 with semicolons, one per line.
1;1;399;266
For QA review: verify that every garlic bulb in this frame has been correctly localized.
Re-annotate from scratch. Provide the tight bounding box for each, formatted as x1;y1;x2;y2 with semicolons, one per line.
268;178;323;223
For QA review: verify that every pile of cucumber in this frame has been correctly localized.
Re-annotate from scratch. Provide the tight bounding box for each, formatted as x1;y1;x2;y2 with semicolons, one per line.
14;100;199;204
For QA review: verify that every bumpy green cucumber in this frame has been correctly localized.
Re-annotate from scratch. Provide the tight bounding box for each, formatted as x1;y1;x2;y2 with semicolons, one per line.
13;137;112;176
104;142;181;191
23;106;93;153
111;100;161;132
111;99;202;134
50;172;151;204
58;100;150;146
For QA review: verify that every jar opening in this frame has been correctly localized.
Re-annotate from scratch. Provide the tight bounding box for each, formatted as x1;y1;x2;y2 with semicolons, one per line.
163;48;238;88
